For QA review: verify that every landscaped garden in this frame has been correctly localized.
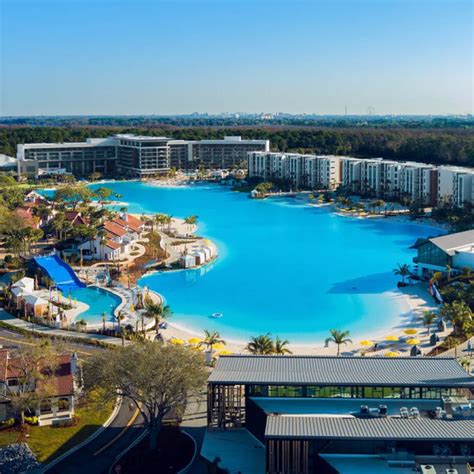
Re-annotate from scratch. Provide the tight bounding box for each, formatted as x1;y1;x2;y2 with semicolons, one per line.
0;390;114;464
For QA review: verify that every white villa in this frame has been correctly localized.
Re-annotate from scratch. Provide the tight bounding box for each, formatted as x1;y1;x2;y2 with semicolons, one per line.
78;214;145;261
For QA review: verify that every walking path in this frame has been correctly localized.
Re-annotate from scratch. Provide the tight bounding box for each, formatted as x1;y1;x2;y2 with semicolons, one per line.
0;309;127;346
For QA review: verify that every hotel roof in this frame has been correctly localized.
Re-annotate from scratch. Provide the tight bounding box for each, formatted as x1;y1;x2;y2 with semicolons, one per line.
429;230;474;256
265;415;474;441
208;355;474;387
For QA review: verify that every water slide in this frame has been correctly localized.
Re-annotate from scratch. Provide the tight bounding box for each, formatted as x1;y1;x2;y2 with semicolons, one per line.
33;255;86;292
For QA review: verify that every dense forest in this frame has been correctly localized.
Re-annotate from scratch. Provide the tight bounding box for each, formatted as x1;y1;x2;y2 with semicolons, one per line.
1;125;474;167
1;115;473;129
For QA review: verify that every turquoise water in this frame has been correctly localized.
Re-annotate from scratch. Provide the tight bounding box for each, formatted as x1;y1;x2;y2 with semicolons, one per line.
88;182;440;343
69;286;121;324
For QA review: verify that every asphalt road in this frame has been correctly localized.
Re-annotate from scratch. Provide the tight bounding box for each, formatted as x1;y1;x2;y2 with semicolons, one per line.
46;403;145;474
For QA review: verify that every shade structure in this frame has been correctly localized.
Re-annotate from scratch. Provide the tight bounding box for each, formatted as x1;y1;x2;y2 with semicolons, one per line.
212;343;226;350
169;337;185;345
188;337;202;345
406;338;421;345
404;328;418;335
385;335;399;342
384;351;400;357
360;340;374;347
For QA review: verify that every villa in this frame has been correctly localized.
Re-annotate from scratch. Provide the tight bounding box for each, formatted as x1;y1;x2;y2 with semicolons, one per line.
0;350;78;426
412;229;474;278
76;213;145;261
203;355;474;474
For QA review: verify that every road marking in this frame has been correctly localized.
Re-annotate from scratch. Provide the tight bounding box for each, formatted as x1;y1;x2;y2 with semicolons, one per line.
93;407;140;456
0;335;93;356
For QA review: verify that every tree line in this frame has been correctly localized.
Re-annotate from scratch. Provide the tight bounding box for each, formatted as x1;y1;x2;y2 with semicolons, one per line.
1;126;474;167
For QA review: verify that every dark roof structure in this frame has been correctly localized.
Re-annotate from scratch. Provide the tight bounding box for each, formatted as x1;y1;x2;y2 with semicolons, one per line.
208;356;474;387
265;415;474;441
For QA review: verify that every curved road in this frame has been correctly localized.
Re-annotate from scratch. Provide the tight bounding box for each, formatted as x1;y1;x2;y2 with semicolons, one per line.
45;403;144;474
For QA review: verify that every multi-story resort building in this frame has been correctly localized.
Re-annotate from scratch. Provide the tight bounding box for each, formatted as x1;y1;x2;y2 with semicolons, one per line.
248;152;341;190
248;152;474;207
17;135;269;178
203;355;474;474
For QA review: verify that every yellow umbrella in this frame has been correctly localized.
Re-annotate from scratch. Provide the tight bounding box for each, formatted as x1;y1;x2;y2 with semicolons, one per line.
169;337;185;345
188;337;202;345
406;338;420;345
404;328;418;335
360;340;374;347
384;351;400;357
212;343;226;350
217;350;233;356
385;335;399;342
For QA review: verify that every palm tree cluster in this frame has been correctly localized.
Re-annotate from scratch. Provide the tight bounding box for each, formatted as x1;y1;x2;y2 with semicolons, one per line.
245;334;292;355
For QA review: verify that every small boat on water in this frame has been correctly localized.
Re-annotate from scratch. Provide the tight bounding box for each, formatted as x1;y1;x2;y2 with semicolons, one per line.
211;312;223;318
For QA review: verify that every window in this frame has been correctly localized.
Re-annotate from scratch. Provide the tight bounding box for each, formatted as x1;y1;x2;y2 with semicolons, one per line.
40;399;52;413
267;385;303;397
7;378;18;387
58;397;70;411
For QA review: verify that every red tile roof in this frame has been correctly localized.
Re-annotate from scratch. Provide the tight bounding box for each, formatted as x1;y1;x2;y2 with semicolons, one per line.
14;207;38;229
105;240;121;250
112;218;140;233
64;211;88;225
0;351;74;397
103;221;127;237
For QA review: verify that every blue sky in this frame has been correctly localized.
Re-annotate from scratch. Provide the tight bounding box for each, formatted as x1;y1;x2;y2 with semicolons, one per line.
0;0;472;116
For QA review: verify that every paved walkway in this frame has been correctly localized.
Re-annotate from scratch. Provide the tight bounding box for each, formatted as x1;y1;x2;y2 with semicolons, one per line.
0;309;127;346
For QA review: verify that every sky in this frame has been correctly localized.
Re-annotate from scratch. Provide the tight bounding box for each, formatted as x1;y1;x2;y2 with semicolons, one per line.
0;0;472;116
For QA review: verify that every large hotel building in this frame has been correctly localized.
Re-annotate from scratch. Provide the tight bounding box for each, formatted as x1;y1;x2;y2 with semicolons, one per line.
17;134;269;178
248;151;474;208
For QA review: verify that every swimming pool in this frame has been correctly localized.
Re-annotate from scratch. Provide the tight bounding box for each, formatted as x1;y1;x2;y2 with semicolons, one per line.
88;182;440;343
69;286;121;324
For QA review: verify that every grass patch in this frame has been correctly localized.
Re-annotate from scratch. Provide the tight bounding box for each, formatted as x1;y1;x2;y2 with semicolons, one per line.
0;391;115;464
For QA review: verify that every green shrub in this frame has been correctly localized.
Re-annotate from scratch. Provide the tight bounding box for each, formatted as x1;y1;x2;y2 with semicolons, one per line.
0;417;15;428
24;415;39;426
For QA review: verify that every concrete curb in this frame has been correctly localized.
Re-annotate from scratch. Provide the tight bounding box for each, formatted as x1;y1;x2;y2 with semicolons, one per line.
178;430;198;474
41;396;123;473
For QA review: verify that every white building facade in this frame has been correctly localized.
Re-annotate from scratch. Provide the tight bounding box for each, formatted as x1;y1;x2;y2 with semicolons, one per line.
248;152;474;207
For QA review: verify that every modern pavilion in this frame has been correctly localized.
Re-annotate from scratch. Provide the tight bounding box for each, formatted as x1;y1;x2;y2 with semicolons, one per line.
204;355;474;474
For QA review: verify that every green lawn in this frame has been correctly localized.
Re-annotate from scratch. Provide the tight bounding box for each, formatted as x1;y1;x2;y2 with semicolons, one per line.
0;392;115;464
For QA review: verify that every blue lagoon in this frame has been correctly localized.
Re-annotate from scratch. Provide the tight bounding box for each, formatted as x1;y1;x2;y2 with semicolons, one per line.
91;181;439;343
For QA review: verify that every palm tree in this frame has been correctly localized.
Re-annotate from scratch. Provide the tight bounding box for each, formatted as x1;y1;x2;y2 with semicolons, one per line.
325;329;353;356
445;264;452;282
115;311;125;346
273;336;292;355
144;299;172;335
418;311;437;335
101;312;107;332
246;334;274;355
440;301;473;336
199;330;226;359
394;263;410;285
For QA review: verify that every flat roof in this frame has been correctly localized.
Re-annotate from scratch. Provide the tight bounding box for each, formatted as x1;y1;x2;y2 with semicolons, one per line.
265;415;474;441
429;230;474;256
208;356;474;388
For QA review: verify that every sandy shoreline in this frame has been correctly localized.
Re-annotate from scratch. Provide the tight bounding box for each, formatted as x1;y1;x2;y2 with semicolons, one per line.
99;180;451;356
